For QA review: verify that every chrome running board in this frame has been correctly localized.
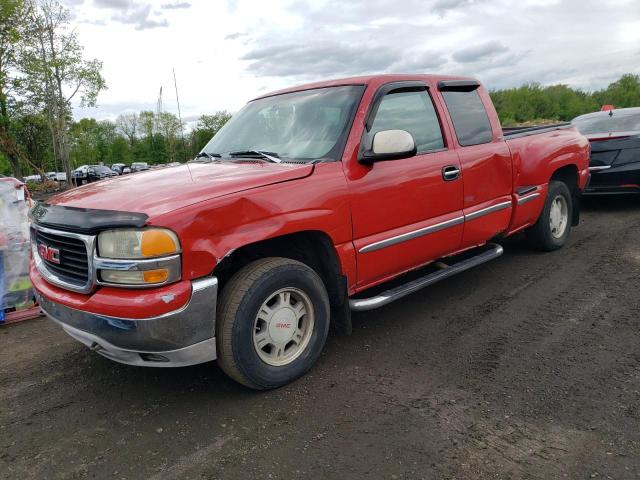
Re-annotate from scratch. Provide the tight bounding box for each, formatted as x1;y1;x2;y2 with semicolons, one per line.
349;243;504;311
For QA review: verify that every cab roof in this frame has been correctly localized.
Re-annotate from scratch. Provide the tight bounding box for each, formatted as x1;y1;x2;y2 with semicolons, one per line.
252;73;480;101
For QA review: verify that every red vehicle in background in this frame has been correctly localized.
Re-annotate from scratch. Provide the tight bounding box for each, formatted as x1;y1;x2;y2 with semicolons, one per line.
29;74;590;389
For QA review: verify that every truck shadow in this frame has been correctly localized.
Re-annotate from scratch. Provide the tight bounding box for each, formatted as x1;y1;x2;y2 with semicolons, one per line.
68;349;250;399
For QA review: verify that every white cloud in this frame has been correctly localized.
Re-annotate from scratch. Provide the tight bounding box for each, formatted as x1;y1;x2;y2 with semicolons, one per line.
68;0;640;120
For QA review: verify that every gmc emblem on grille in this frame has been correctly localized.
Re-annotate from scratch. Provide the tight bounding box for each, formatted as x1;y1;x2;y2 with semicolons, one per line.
38;243;61;264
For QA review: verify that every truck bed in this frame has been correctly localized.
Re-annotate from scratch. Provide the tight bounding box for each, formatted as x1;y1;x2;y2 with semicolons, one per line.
502;123;572;139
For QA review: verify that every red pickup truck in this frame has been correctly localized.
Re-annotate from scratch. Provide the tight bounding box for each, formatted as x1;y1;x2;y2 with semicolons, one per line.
30;74;590;389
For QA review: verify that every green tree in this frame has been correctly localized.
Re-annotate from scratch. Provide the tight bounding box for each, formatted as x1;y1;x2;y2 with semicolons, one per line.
12;112;53;172
156;111;181;162
189;110;231;157
22;0;106;182
594;74;640;109
110;135;131;164
0;0;31;177
69;117;98;167
116;112;138;147
0;152;11;175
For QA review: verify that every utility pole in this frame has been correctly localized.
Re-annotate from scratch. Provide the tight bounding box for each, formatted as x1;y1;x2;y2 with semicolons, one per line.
153;86;162;162
156;86;163;130
173;68;186;161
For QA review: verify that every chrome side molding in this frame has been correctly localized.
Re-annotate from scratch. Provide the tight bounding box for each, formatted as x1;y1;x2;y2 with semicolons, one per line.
464;201;512;221
349;243;504;311
359;216;464;253
517;192;541;205
359;201;512;254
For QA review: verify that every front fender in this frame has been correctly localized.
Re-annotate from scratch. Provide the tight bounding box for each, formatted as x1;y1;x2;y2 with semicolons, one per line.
150;162;356;285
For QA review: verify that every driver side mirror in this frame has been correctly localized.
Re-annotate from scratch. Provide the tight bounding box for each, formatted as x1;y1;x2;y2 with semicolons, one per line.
358;129;417;165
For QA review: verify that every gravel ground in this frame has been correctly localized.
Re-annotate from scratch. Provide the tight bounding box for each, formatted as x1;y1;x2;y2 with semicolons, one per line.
1;196;639;480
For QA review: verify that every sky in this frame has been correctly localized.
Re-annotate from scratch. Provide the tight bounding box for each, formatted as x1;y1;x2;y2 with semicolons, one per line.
68;0;640;122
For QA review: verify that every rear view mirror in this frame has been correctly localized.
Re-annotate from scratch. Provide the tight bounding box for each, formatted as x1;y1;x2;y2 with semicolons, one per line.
359;129;417;164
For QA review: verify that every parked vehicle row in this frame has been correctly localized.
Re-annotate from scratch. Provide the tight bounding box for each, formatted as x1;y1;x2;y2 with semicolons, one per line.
30;73;590;390
23;172;67;184
23;161;181;185
71;161;183;184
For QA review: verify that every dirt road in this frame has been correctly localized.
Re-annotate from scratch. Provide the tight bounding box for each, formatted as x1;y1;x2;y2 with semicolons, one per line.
2;196;639;479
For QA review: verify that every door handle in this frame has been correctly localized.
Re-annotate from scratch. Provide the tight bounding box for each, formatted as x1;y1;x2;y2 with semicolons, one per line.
442;165;460;181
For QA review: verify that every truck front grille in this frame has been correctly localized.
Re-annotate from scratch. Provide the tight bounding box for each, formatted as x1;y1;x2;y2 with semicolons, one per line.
31;225;94;293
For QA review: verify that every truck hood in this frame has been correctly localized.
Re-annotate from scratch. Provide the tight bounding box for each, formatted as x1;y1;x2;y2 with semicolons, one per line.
48;162;314;217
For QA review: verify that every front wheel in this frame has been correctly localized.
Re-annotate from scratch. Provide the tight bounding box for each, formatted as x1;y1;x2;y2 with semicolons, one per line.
216;257;330;390
526;180;573;251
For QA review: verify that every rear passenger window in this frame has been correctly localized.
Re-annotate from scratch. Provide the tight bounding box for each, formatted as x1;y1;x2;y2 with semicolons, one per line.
371;90;445;153
442;90;493;146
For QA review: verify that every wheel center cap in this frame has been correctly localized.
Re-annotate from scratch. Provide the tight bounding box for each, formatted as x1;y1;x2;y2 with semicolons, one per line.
269;308;297;343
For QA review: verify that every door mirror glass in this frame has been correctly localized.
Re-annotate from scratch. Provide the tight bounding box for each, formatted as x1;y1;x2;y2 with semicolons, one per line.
359;129;416;164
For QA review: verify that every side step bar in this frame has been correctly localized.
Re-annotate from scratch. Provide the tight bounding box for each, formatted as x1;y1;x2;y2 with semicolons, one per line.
349;243;504;311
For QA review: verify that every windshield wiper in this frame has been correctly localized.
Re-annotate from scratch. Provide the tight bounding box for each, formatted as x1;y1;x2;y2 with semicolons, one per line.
189;151;221;163
227;150;282;163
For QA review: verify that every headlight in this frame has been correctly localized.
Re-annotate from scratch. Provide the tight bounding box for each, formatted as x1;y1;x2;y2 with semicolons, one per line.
96;228;182;287
98;228;180;259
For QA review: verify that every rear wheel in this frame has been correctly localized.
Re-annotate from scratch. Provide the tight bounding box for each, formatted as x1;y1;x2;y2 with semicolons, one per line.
216;257;330;389
526;180;573;251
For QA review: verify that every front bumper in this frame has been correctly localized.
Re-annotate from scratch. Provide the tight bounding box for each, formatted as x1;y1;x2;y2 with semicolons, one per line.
35;277;219;367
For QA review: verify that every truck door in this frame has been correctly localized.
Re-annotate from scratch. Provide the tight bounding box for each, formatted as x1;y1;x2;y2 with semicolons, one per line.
347;82;464;288
438;84;513;247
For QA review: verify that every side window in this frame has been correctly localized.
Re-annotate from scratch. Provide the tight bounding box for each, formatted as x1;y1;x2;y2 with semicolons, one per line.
370;89;445;153
441;90;493;146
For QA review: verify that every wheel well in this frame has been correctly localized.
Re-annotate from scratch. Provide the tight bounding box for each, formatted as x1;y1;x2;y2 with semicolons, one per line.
213;231;347;308
550;164;580;226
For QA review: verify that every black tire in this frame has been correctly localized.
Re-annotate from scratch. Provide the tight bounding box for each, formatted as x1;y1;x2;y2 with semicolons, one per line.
216;257;330;390
526;180;573;251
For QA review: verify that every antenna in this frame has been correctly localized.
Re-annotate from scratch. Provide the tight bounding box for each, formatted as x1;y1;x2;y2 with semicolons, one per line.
173;68;186;161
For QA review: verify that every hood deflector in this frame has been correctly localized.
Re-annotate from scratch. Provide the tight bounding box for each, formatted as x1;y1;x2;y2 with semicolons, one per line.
30;203;148;234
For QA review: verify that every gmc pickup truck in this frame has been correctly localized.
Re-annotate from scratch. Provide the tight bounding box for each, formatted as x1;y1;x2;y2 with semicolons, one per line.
30;74;590;389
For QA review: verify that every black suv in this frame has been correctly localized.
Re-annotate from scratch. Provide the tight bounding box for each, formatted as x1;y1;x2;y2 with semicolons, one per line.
130;162;149;172
86;165;118;183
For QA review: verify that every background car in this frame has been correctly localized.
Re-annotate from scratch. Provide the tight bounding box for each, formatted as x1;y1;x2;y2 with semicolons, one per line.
23;174;42;183
73;165;89;184
46;172;67;182
572;106;640;194
110;163;131;175
130;162;149;172
86;165;118;182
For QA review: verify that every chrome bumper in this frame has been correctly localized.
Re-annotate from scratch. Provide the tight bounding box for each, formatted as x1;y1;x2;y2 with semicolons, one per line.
35;277;218;367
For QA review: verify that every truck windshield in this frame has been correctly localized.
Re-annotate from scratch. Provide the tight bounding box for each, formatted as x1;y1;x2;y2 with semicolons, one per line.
201;85;364;162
